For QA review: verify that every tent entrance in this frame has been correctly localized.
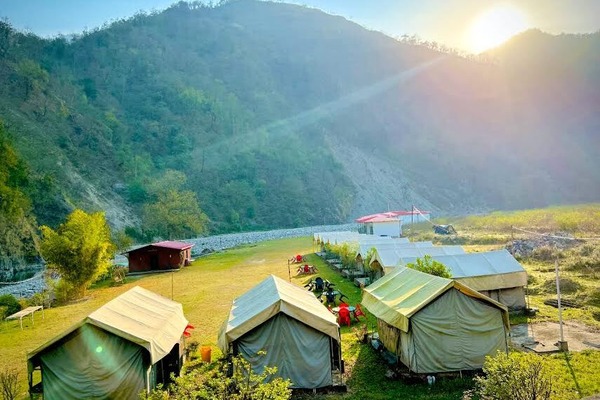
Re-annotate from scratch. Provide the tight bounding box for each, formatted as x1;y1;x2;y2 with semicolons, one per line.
154;343;183;386
234;314;338;389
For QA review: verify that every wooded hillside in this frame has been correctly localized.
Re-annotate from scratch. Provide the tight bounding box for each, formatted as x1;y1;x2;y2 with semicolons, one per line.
0;0;598;245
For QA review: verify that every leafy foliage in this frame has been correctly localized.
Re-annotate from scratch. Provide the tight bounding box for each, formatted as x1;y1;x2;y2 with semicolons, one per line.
40;209;115;299
142;170;209;240
474;351;553;400
0;295;21;319
406;255;452;278
0;367;19;400
145;353;291;400
0;122;39;280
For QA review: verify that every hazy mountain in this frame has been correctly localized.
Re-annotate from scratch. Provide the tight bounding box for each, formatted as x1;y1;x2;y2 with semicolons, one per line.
0;0;598;240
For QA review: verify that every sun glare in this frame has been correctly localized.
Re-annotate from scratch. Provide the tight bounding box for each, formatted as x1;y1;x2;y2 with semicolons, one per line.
466;4;529;53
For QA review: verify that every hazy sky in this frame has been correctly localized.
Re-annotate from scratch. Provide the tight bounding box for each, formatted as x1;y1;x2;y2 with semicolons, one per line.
1;0;598;52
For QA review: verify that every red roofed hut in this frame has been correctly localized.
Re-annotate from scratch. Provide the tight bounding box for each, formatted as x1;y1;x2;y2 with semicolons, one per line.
124;241;194;273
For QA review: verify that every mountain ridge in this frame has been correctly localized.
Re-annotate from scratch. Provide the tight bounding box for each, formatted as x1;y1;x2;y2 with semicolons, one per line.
0;0;598;241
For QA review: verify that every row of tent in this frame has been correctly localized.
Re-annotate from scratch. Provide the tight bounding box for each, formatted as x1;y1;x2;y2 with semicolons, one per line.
27;231;527;397
26;278;345;399
316;232;528;310
313;231;526;372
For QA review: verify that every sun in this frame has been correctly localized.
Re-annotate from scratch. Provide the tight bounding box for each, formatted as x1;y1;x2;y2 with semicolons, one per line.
465;4;529;53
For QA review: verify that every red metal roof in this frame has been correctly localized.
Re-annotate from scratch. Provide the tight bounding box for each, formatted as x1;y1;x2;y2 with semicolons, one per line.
355;210;430;223
152;241;194;250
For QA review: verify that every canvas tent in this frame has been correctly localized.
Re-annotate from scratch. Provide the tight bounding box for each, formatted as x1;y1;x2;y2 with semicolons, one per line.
399;250;528;310
27;286;189;399
218;275;342;389
362;267;509;373
369;246;465;280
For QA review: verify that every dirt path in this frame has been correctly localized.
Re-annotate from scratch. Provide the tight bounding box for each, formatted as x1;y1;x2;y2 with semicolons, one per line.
511;321;600;353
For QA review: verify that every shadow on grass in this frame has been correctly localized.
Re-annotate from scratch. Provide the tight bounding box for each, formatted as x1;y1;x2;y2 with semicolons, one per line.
340;341;475;400
563;352;583;398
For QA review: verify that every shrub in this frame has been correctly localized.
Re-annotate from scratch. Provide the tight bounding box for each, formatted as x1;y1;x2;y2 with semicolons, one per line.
144;353;291;400
406;255;452;278
540;277;583;295
0;367;19;400
0;295;21;319
530;246;560;262
49;279;78;305
587;289;600;307
475;351;552;400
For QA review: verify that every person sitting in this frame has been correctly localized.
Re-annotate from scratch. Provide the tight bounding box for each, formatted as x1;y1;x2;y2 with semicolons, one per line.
325;287;336;306
314;277;325;292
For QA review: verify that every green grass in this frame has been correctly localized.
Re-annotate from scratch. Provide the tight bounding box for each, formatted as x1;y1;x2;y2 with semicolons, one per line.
1;220;600;399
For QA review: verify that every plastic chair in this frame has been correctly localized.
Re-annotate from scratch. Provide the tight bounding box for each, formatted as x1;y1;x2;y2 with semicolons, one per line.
315;277;325;292
339;302;349;308
338;307;351;327
353;303;366;321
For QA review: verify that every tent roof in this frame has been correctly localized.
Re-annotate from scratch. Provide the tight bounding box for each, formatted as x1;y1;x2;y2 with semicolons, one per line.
371;246;465;267
361;267;509;332
28;286;188;364
218;275;339;352
356;241;435;258
398;250;528;290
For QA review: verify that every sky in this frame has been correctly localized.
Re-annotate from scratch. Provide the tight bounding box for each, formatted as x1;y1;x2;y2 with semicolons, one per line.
1;0;598;53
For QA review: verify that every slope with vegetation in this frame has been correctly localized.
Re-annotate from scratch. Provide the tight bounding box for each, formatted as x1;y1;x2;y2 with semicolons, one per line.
0;0;598;265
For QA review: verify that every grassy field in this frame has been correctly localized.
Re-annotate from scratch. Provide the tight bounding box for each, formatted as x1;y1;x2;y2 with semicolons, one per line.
2;205;600;399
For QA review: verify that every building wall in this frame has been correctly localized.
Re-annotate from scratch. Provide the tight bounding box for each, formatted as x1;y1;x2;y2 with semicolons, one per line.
372;221;402;237
128;247;185;273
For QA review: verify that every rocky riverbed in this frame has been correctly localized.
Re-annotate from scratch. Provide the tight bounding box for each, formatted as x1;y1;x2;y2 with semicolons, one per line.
0;224;357;299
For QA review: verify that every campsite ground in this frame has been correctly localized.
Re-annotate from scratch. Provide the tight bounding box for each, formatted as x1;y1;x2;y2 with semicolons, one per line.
1;218;600;398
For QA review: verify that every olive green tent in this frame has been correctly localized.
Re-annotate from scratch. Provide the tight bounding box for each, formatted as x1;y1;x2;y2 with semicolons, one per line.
362;267;509;373
27;286;189;399
218;275;342;389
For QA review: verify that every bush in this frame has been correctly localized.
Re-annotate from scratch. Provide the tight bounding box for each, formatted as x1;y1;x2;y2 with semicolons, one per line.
531;246;561;262
0;367;19;400
475;351;552;400
50;279;78;305
541;277;582;295
587;289;600;307
0;295;21;319
144;353;291;400
406;255;452;278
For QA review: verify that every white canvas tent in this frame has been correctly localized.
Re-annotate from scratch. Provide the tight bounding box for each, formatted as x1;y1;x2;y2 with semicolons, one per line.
399;250;528;310
362;267;509;373
27;286;189;399
368;246;465;280
218;275;342;389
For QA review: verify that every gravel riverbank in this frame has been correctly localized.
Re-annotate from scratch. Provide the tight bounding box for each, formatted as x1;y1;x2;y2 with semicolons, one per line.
0;224;357;299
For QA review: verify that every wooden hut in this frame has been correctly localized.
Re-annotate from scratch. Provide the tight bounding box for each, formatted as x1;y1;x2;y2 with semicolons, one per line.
124;241;194;273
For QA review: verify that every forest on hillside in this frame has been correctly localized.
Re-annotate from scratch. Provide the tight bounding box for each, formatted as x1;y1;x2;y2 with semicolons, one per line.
0;0;599;273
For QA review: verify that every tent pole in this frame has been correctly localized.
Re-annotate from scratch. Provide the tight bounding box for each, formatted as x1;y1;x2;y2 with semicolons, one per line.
555;258;568;351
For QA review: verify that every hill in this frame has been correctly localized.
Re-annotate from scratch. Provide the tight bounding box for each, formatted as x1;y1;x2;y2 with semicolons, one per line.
0;0;598;246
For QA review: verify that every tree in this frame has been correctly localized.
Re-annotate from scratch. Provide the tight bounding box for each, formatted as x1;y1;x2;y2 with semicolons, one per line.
473;351;552;400
406;255;452;278
40;209;114;299
143;170;209;240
